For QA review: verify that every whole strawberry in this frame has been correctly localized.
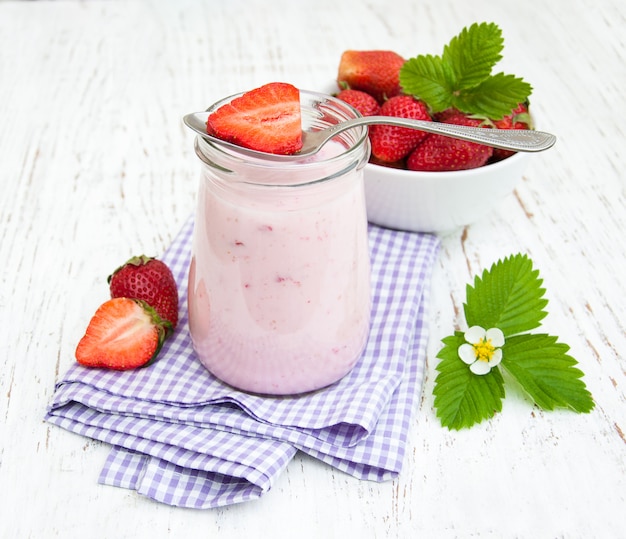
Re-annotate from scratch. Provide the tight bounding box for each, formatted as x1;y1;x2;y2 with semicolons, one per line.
336;88;380;117
337;50;405;103
490;103;532;161
407;136;493;172
408;108;493;171
369;95;432;163
432;108;476;125
108;255;179;331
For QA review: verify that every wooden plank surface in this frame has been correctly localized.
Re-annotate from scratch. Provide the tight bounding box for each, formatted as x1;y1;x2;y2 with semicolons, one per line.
1;0;624;537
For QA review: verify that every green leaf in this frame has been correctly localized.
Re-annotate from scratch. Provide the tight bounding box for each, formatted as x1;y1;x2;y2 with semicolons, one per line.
434;332;505;430
399;22;533;118
501;334;595;413
464;254;548;336
451;73;533;119
399;54;453;112
443;22;504;90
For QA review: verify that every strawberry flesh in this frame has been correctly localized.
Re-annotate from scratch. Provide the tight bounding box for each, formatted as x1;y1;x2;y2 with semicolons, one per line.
76;298;167;370
206;82;303;155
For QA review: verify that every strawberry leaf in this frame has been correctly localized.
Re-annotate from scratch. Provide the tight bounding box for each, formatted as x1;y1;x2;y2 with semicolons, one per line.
434;332;505;430
464;254;548;336
443;22;503;90
501;334;595;412
434;253;594;430
399;22;533;118
399;54;454;113
452;73;533;119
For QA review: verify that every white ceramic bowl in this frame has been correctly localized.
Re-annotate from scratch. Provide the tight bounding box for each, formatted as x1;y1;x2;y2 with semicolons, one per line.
363;151;530;234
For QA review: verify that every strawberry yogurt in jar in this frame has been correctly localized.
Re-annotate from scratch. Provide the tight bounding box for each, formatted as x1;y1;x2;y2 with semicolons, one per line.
188;90;371;395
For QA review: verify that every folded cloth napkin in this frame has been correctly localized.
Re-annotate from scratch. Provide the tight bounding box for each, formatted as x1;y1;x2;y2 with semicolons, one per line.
46;215;439;509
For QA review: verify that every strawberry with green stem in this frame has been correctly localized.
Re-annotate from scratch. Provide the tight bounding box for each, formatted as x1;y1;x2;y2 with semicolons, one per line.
489;102;532;161
108;255;179;331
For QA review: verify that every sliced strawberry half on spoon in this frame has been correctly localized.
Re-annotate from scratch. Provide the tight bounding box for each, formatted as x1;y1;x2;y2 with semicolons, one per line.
206;82;303;155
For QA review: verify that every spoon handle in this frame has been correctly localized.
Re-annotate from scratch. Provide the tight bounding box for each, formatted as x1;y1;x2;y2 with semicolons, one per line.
184;110;556;161
328;116;556;153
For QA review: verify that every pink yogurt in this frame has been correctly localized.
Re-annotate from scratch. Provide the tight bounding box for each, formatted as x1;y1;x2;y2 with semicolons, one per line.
188;91;371;394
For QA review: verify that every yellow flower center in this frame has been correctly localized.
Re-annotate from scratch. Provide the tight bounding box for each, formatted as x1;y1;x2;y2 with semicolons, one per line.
474;338;496;362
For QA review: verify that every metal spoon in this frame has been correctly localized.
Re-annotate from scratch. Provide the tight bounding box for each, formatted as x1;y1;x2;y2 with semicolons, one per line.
184;111;556;161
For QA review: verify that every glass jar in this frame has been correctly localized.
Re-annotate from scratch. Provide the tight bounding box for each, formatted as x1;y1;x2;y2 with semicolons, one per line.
188;90;371;395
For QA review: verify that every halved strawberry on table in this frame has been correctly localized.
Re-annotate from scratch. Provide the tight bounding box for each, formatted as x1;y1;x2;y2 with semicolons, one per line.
75;297;168;370
206;82;303;155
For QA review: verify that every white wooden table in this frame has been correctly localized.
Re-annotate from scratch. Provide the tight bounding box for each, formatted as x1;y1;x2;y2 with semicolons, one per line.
1;0;625;537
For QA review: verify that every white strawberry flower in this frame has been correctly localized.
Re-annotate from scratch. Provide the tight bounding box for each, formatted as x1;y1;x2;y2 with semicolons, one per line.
458;326;505;375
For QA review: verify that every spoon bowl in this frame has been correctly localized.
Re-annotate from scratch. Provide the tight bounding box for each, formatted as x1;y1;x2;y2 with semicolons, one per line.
183;111;556;161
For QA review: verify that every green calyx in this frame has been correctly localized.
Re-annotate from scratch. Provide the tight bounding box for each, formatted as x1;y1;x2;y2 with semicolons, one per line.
134;298;172;366
125;254;154;266
107;254;154;284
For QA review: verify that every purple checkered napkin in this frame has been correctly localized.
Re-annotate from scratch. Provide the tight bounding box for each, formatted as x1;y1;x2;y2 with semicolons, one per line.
46;216;439;509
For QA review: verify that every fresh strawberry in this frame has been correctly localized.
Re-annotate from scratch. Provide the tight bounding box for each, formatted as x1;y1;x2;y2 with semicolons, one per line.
408;108;493;171
369;95;432;163
337;50;405;103
490;103;532;161
336;88;380;117
206;82;303;155
433;108;486;126
75;298;168;370
407;136;493;171
108;255;179;330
